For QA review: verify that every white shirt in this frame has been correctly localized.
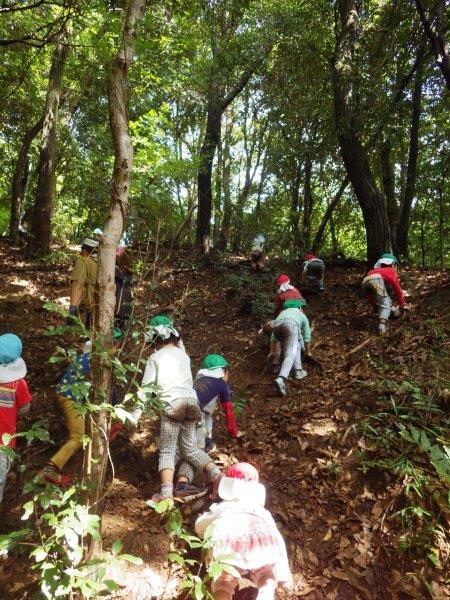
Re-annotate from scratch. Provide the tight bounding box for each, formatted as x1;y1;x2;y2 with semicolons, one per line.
142;345;196;405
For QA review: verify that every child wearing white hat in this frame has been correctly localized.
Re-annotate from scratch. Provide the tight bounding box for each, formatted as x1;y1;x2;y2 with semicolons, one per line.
195;462;292;600
0;334;32;502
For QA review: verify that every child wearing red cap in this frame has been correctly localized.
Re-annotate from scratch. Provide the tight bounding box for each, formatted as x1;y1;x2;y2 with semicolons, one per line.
195;462;291;599
301;253;325;292
270;275;305;373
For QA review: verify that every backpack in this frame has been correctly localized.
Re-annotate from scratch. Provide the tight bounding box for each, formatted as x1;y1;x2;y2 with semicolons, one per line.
115;268;133;321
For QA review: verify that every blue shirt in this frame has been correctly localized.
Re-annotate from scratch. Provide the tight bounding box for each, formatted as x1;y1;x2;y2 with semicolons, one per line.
56;353;117;404
193;376;232;411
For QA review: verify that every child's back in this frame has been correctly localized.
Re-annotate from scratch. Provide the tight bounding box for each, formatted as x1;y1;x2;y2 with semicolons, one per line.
143;344;196;402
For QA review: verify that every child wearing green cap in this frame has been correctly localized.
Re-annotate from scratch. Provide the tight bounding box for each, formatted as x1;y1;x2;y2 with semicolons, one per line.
362;253;405;334
264;299;312;396
193;354;243;453
0;334;32;502
144;316;222;502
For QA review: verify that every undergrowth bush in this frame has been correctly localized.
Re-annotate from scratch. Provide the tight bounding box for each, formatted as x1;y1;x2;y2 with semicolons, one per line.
224;272;274;319
358;379;450;569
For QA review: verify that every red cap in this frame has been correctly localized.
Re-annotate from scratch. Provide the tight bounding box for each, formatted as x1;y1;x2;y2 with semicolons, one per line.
304;253;316;261
225;462;259;482
276;274;290;286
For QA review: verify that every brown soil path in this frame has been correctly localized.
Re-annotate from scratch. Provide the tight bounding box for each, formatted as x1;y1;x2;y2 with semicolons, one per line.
0;240;448;599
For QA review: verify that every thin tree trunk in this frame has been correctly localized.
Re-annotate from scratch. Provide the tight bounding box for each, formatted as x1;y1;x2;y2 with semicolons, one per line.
379;133;399;240
332;0;392;266
302;156;313;248
83;0;146;559
311;177;349;253
9;118;44;242
28;33;69;255
213;135;223;243
196;102;221;252
414;0;450;89
218;104;233;250
396;45;424;259
290;163;302;249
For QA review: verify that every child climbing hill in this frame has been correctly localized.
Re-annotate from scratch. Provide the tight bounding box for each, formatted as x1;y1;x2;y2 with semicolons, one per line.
265;299;312;396
194;353;244;453
195;462;292;600
0;334;32;502
362;253;405;334
144;315;222;501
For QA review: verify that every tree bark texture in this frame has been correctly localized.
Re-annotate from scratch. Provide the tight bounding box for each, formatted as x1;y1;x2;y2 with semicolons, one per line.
332;0;392;266
9;118;43;242
395;46;424;259
83;0;146;558
302;156;314;249
196;102;221;252
218;104;233;250
311;177;349;253
414;0;450;89
379;134;399;241
290;163;302;249
28;35;68;255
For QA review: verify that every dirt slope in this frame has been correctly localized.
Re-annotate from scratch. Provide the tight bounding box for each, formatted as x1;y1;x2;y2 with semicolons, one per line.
0;240;448;599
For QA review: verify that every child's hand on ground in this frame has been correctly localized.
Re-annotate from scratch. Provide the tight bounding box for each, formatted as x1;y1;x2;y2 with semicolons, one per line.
233;431;245;438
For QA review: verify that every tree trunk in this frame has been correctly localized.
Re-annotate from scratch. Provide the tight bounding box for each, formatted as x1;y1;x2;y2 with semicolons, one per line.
28;34;69;255
395;45;424;259
213;135;223;243
218;104;233;250
9;118;44;243
83;0;146;559
311;177;349;253
414;0;450;89
333;0;391;266
302;156;313;249
379;134;399;240
290;164;302;249
196;102;221;252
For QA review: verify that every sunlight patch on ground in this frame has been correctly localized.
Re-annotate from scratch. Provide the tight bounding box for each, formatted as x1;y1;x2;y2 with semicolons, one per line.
106;561;180;599
302;418;337;437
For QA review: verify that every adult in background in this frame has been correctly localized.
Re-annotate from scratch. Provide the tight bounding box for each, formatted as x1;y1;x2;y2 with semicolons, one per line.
68;238;98;327
301;253;325;292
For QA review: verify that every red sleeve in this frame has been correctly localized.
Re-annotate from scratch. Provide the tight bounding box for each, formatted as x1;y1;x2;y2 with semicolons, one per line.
222;401;238;437
15;379;32;408
274;294;282;314
383;270;405;306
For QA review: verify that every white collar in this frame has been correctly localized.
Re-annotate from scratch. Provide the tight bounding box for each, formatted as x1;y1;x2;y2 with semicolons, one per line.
0;357;27;383
196;368;225;379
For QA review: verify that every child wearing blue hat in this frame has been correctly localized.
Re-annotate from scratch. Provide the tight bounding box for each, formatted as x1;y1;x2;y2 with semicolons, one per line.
0;334;32;502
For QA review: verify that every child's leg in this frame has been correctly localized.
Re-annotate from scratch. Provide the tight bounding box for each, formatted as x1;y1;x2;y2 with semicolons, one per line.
278;324;299;380
211;573;239;600
49;395;85;471
0;453;11;502
204;413;213;440
159;408;184;497
178;399;220;482
253;566;277;600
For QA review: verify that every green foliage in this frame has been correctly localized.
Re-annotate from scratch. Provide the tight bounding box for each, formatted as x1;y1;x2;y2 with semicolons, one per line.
233;389;248;417
149;501;237;600
224;272;274;320
359;380;450;567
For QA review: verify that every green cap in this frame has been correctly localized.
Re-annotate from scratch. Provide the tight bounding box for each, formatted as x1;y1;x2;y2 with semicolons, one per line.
283;299;306;309
148;315;174;327
380;253;398;264
202;354;229;369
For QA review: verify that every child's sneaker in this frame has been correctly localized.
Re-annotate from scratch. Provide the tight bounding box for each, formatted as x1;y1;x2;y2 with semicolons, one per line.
378;323;387;334
275;376;287;396
294;369;308;380
204;438;217;454
41;464;71;488
174;482;207;501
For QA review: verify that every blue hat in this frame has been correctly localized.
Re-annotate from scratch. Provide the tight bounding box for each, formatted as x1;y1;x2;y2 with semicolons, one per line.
0;334;23;365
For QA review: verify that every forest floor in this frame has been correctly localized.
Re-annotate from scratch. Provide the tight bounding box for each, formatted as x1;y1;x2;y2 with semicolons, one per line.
0;238;449;600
